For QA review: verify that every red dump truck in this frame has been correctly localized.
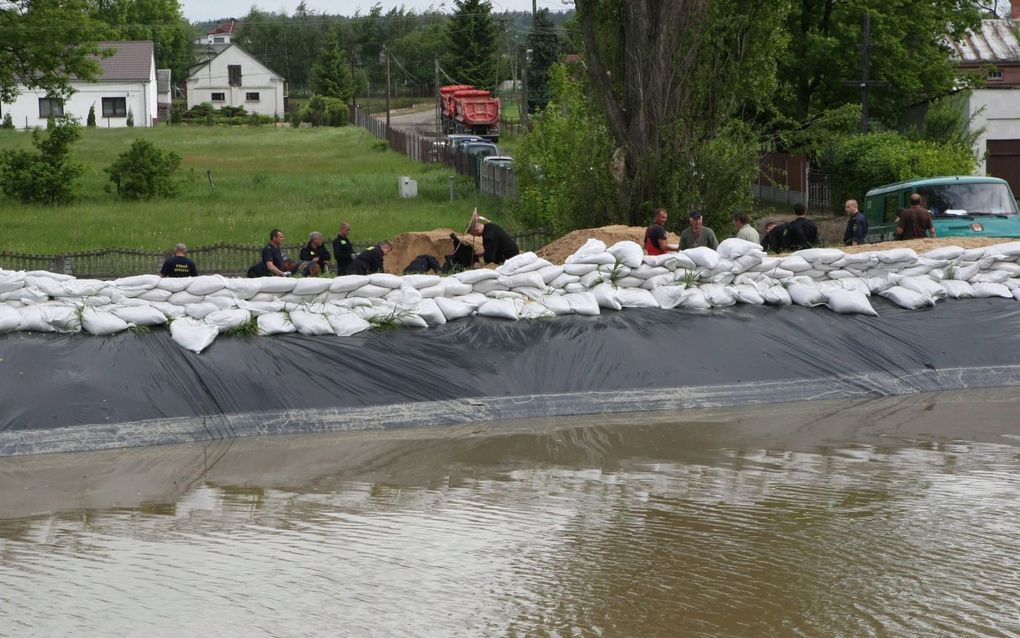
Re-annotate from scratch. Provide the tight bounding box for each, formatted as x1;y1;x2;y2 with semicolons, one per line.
439;85;500;142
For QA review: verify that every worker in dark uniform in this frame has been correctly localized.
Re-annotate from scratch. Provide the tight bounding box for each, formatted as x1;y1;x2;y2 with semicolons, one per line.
299;231;331;275
761;221;787;253
247;229;290;277
160;243;198;277
466;209;519;265
332;222;354;275
349;240;392;275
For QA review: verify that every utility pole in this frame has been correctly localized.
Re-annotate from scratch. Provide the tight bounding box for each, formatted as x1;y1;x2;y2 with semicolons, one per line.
843;13;887;133
385;47;391;132
520;47;529;128
435;57;441;134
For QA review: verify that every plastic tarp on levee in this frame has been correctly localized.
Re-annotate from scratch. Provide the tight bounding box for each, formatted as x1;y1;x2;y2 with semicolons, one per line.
3;299;1020;457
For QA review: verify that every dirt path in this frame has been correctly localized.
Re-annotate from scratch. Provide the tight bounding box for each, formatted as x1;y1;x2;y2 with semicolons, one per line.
387;105;441;137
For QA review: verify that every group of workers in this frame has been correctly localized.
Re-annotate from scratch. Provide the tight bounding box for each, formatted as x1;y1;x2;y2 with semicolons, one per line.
159;212;521;279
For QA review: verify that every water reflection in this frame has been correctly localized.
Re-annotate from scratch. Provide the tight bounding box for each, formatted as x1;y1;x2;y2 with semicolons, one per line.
2;389;1020;637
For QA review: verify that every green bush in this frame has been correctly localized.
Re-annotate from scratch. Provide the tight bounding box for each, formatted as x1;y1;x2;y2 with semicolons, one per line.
105;138;182;200
87;105;96;127
220;105;247;118
1;113;12;129
0;117;84;205
819;131;977;205
188;102;215;118
299;95;349;127
126;110;134;127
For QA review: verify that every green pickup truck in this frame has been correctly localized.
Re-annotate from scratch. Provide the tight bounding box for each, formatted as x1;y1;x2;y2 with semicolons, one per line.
863;176;1020;241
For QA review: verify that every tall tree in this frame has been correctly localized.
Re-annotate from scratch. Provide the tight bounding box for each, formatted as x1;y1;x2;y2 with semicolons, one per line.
309;30;354;102
526;8;559;112
88;0;194;84
445;0;498;89
1;0;107;102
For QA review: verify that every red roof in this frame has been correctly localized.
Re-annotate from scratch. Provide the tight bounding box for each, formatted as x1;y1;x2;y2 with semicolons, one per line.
208;19;238;36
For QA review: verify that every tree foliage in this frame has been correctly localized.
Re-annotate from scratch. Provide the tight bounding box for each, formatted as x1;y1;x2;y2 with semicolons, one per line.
526;8;559;113
0;0;107;102
446;0;498;89
299;95;350;127
0;118;85;205
104;138;181;199
88;0;195;85
310;30;354;102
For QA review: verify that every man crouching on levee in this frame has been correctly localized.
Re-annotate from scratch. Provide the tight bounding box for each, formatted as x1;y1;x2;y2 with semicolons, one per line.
466;208;520;265
247;229;291;277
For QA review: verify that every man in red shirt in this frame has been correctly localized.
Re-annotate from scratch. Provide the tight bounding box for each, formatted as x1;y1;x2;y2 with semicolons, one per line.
644;208;671;255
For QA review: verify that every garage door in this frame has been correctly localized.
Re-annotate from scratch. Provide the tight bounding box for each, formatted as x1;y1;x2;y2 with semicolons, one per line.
987;139;1020;196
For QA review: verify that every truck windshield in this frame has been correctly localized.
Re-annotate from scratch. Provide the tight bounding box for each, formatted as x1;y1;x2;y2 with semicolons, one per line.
917;183;1019;216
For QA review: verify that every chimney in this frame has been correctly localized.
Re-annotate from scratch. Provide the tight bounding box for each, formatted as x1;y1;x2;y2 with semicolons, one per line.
1013;0;1020;20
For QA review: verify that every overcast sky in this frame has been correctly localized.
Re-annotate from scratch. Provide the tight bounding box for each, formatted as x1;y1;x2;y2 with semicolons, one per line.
180;0;571;22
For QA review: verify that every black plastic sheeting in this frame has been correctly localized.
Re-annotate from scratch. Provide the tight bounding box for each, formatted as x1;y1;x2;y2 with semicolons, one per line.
3;298;1020;456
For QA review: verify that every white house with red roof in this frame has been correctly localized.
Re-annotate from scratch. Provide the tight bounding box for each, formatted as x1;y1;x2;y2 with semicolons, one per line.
195;19;239;46
0;41;157;129
186;44;286;117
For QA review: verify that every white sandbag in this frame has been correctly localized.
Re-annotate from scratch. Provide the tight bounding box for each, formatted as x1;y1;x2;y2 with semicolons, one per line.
897;265;933;278
549;273;581;289
679;288;711;309
701;284;737;307
0;305;21;332
898;276;947;300
715;237;763;260
288;310;334;335
779;255;812;273
471;279;508;294
923;246;965;261
971;282;1013;299
520;302;555;319
615;287;659;308
971;270;1011;284
256;277;297;294
167;291;206;306
156;277;191;293
170;317;218;353
579;271;604;289
1006;278;1020;290
185;302;220;319
731;253;765;273
631;265;671;280
453;269;500;285
641;273;679;290
238;300;285;316
1013;288;1020;302
762;285;792;305
328;312;372;336
650;285;687;309
136;288;173;302
824;288;878;316
952;263;980;281
329;275;368;293
257;312;296;335
643;253;697;270
495;251;538;275
186;275;226;296
683;247;720;270
394;313;429;329
402;274;442;289
508;287;545;302
615;276;647;289
204;309;251;333
81;309;130;336
878;286;934;309
477;298;520;321
291;277;333;296
0;272;26;295
442;279;474;297
368;273;403;289
540;294;573;315
417;298;447;326
565;239;608;263
787;283;825;307
537;265;565;284
838;278;872;296
826;270;853;280
452;292;488;309
986;241;1020;258
418;284;444;298
571;251;617;266
564;292;600;316
563;263;599;276
148;301;185;319
111;306;167;326
348;284;391;299
48;279;106;298
876;248;918;264
204;296;238;310
114;274;160;290
501;271;546;290
591;283;621;310
78;295;112;308
960;247;987;261
15;307;56;332
734;284;765;305
990;261;1020;275
941;280;975;299
435;297;474;321
794;248;844;264
607;241;644;268
1;287;48;303
219;278;258;299
390;286;423;310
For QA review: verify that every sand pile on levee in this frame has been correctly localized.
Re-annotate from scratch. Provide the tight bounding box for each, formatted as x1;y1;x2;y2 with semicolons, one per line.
538;225;680;264
386;229;481;274
843;237;1020;254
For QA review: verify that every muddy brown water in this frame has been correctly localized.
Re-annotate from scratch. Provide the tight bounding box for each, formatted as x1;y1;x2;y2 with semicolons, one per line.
2;390;1020;637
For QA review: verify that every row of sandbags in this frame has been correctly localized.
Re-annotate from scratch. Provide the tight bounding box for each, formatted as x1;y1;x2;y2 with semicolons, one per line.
4;238;1020;353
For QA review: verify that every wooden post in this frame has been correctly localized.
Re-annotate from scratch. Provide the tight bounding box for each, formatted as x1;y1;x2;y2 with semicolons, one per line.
385;48;391;132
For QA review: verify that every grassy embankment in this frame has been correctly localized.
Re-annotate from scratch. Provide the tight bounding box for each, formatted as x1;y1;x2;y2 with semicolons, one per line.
0;125;507;255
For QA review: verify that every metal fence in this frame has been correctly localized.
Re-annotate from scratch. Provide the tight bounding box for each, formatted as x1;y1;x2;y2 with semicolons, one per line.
808;170;836;213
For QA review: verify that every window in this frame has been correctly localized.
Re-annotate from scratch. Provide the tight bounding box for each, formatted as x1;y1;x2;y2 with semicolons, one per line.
228;65;241;87
245;92;260;102
38;97;63;118
213;37;224;43
988;69;1004;81
211;92;225;102
102;97;127;118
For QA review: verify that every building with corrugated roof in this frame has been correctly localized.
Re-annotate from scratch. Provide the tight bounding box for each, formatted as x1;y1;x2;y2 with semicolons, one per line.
0;41;158;129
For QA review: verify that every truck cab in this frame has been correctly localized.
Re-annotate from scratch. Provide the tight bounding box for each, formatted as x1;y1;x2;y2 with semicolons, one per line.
863;176;1020;241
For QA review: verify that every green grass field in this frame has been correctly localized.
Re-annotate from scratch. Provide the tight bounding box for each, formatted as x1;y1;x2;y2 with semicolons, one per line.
0;125;508;254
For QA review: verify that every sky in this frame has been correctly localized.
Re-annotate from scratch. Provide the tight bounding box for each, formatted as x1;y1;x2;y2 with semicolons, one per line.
180;0;571;23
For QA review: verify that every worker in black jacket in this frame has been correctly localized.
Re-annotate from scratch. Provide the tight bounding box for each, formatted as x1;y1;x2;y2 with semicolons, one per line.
299;231;331;274
466;209;519;265
782;203;818;251
349;240;392;275
332;222;354;275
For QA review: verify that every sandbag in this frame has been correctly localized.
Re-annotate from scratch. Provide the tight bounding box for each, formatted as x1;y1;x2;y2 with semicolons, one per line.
348;284;391;299
441;279;474;297
549;273;581;289
718;238;766;260
328;312;372;336
898;276;947;300
679;288;711;310
607;241;644;268
0;305;21;332
137;288;173;303
185;302;220;319
941;280;975;299
824;289;878;316
565;239;608;264
519;302;555;319
787;283;825;307
416;298;447;326
615;287;659;308
288;310;334;335
651;285;687;309
540;294;573;316
329;275;369;293
0;271;26;294
579;271;604;289
876;248;918;264
537;265;565;284
451;293;488;309
878;286;935;309
81;309;130;336
701;284;737;307
257;312;296;335
734;284;765;306
368;273;404;289
495;252;539;275
971;270;1011;284
291;278;333;296
186;275;226;296
390;286;424;310
779;255;812;273
794;248;844;264
563;263;599;276
923;246;965;261
204;309;251;333
643;253;697;271
473;279;510;294
591;283;622;311
418;284;444;298
971;282;1013;299
402;274;442;289
952;263;980;281
477;298;520;321
564;292;600;316
15;307;56;333
168;291;206;306
501;272;546;290
453;269;500;285
435;297;474;321
111;306;168;326
256;277;297;294
170;317;218;353
115;274;161;290
762;285;792;306
684;247;720;270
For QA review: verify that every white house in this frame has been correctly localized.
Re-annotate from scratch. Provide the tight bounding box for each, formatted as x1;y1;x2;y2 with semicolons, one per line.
0;41;157;129
194;19;238;46
186;44;286;117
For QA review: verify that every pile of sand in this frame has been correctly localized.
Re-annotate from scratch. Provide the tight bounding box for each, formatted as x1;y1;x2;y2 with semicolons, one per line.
386;229;482;274
537;225;680;264
843;237;1020;254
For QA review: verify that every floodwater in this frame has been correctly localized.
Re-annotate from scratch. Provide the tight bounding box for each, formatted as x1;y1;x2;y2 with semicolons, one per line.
2;390;1020;637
